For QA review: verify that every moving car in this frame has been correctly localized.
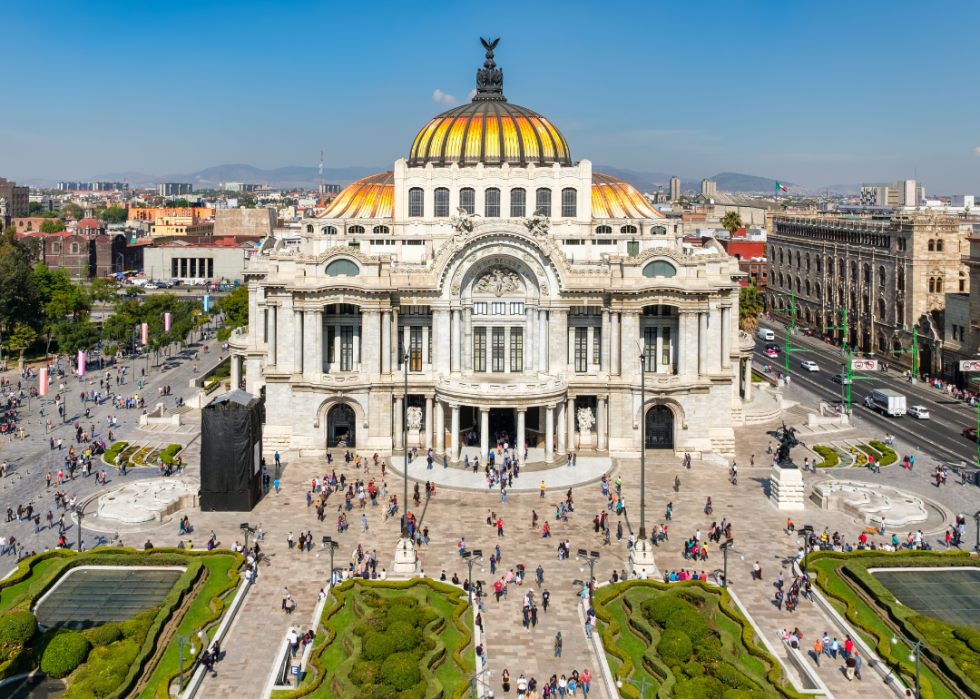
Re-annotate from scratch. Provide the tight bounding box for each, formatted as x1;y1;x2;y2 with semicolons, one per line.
756;328;775;341
831;374;852;385
964;427;978;442
907;405;930;419
800;360;819;372
765;348;778;358
144;284;159;290
765;343;780;353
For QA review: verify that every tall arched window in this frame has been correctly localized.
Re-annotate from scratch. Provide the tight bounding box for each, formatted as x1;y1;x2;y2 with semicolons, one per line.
936;277;943;292
805;254;811;273
877;298;886;319
928;277;935;293
484;188;501;217
779;249;784;265
816;257;822;273
878;266;886;287
434;188;450;217
862;292;870;313
897;269;905;291
795;277;801;293
561;188;577;217
936;239;944;252
778;273;784;288
795;252;801;269
863;263;871;283
535;188;552;217
510;188;526;217
805;280;811;297
896;300;904;324
827;258;834;277
459;188;475;214
408;187;424;217
927;240;935;251
960;272;967;292
851;261;858;283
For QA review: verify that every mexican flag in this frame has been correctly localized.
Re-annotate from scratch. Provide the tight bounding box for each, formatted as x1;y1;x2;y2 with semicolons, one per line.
775;182;788;192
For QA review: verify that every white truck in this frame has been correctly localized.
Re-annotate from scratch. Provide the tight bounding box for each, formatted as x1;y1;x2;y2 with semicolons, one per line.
864;389;907;417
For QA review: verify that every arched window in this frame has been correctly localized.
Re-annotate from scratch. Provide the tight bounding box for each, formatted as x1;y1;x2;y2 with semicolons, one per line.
321;226;338;235
778;273;783;288
642;260;677;278
326;259;360;277
927;239;935;251
816;257;822;273
595;225;612;234
779;249;784;265
877;298;886;318
850;290;857;308
862;292;870;313
459;188;475;215
960;272;967;292
561;188;577;217
408;187;424;217
620;225;638;234
878;266;886;287
348;225;365;235
510;188;526;217
650;225;667;235
434;188;450;217
535;188;552;217
373;225;390;234
805;253;810;273
936;239;944;252
928;277;935;293
795;252;801;268
863;263;871;283
827;258;834;277
795;277;801;293
850;261;858;283
805;280;811;297
935;277;943;292
839;258;845;278
897;269;905;291
896;301;904;324
484;188;501;217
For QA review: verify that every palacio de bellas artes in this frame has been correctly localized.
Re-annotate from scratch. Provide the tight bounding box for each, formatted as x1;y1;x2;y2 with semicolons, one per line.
230;47;755;467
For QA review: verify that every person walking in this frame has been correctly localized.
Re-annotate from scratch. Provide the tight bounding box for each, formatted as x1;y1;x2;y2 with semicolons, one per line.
813;636;823;667
853;650;862;680
554;631;562;658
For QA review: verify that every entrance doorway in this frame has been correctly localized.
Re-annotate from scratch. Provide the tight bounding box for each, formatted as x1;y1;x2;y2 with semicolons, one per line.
645;405;674;449
488;408;515;445
327;403;356;448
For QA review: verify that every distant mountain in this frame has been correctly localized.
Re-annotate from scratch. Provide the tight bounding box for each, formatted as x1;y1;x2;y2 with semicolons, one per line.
79;164;388;190
593;166;674;194
709;172;804;195
594;167;806;195
819;183;864;195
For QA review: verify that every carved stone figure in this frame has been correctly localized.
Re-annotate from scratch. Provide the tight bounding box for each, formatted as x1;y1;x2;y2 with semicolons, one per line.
766;422;804;469
449;207;480;234
577;406;596;434
405;406;423;432
475;268;521;296
521;208;551;236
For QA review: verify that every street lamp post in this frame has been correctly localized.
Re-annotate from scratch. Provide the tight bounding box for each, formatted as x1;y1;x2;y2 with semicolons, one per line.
891;633;924;699
639;351;646;540
467;666;492;699
323;537;340;584
461;549;483;603
719;540;742;588
973;512;980;554
616;676;657;699
403;353;409;532
74;509;85;551
174;629;207;693
801;525;814;575
240;523;254;550
577;549;600;608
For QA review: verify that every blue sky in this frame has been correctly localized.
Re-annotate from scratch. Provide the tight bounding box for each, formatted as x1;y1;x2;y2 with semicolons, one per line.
4;0;979;193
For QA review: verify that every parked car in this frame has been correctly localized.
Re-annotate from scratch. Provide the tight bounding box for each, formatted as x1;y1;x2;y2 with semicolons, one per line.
800;361;819;372
907;405;930;419
144;284;159;290
963;427;978;442
831;374;852;385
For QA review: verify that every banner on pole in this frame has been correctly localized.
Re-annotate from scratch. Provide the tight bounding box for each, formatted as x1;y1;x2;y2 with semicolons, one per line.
851;359;878;371
77;350;86;376
141;323;148;345
39;368;47;396
164;312;171;331
204;295;210;313
959;360;980;372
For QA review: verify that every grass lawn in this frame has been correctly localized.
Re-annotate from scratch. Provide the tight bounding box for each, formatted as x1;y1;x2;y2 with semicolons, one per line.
0;558;62;614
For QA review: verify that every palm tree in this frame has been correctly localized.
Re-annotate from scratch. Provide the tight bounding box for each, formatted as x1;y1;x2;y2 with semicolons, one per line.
721;211;743;238
739;286;763;333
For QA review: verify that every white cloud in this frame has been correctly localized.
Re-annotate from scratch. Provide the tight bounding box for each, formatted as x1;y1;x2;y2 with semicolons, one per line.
975;147;980;156
468;89;477;100
433;89;457;106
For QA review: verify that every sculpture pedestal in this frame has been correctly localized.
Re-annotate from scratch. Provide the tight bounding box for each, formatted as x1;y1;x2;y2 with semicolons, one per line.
408;429;421;448
769;465;805;510
577;431;594;450
629;538;660;579
391;537;419;575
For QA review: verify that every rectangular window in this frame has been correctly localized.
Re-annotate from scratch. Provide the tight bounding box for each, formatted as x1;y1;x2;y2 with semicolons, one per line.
473;302;487;315
661;327;671;368
409;326;422;371
510;188;526;218
474;327;487;372
492;327;505;372
172;258;179;277
574;327;588;373
207;258;214;278
593;329;601;365
510;302;524;315
460;188;475;214
485;188;500;217
510;328;523;372
263;309;268;342
535;188;552;217
180;258;187;277
643;327;657;371
327;326;336;363
340;326;354;371
434;188;449;217
190;259;197;277
348;241;360;250
627;241;640;257
491;302;506;315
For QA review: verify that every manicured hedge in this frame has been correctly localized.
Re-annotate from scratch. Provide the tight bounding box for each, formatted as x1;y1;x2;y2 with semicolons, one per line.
812;445;839;467
103;441;129;463
0;610;38;646
869;440;898;465
41;630;92;677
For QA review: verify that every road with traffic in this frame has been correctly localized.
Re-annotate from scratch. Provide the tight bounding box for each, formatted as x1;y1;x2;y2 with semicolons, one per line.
754;318;980;466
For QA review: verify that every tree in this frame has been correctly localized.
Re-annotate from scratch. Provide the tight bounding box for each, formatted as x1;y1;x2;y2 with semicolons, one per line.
101;206;128;224
0;230;41;336
29;201;43;215
721;211;743;238
39;219;66;234
53;319;100;354
6;324;37;362
61;202;83;220
739;286;764;333
90;278;119;306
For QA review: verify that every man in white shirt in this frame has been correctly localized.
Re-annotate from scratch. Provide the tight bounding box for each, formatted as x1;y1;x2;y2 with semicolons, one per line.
287;629;298;657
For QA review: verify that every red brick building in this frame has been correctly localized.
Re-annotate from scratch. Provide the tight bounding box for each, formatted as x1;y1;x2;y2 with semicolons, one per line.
21;231;128;278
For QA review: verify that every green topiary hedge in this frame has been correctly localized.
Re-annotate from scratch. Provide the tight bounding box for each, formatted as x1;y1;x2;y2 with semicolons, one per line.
869;440;898;465
658;628;693;664
666;608;709;644
674;674;725;699
381;651;421;690
0;610;38;646
40;630;92;678
644;594;697;624
83;622;122;647
812;445;839;467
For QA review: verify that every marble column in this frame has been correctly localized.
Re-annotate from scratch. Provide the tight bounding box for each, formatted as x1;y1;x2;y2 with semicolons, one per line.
677;311;688;376
567;325;575;370
451;309;462;373
362;310;380;374
462;307;473;372
538;309;548;373
480;408;489;458
516;409;526;460
545;404;555;464
601;310;611;373
307;309;322;380
550;310;567;374
567;395;576;452
743;358;753;403
423;396;433;449
390;310;399;373
597;395;607;451
721;305;732;369
525;307;536;373
403;325;411;371
698;312;708;376
610;312;620;375
450;404;460;461
557;400;566;455
231;354;241;388
353;324;361;370
422;324;430;367
434;401;445;455
393;396;403;449
293;309;303;375
268;305;277;366
382;311;392;374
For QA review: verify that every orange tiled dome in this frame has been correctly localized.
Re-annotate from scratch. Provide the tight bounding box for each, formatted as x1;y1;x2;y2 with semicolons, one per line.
317;172;393;219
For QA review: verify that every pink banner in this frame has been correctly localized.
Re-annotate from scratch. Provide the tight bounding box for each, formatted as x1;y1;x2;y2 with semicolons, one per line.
77;350;86;376
141;323;148;345
164;312;171;331
39;368;47;396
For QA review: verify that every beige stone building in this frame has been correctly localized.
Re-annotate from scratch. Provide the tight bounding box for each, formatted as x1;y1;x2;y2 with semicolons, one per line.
229;44;754;460
768;212;969;375
942;230;980;388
